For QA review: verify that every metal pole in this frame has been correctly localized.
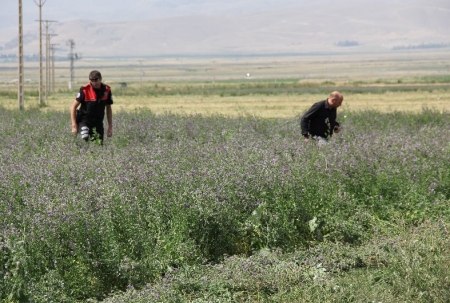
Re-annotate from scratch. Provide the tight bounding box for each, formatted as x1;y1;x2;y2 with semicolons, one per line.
18;0;24;110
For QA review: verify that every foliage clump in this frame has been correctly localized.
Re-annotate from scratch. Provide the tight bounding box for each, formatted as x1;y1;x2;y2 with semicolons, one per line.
0;107;449;302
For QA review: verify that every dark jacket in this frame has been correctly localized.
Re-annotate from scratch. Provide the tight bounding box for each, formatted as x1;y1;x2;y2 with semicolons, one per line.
300;100;339;139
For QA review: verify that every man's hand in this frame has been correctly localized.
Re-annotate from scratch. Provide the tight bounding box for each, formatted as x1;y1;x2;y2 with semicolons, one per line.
304;138;310;143
107;126;113;137
72;125;78;136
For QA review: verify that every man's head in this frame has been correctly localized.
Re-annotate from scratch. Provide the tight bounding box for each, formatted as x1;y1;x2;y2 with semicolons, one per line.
328;91;344;109
89;70;102;88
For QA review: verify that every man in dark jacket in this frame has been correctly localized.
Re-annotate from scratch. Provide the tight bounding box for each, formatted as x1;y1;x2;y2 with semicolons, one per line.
70;70;113;144
300;91;343;144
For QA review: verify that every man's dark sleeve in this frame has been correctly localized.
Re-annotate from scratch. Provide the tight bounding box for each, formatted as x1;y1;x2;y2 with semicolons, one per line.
76;87;84;103
108;90;113;105
104;85;113;105
300;102;321;138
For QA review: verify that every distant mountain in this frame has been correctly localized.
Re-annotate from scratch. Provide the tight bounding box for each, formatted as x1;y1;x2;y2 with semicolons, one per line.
1;0;449;58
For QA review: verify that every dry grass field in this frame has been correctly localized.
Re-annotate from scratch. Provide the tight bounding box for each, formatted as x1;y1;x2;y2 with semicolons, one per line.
88;91;448;118
1;51;449;117
2;91;447;118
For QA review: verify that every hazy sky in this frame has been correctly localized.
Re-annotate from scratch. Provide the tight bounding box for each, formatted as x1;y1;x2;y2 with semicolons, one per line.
2;0;448;57
4;0;305;27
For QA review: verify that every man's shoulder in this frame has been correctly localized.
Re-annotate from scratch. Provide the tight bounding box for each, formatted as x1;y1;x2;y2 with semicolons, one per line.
313;100;327;107
79;83;91;92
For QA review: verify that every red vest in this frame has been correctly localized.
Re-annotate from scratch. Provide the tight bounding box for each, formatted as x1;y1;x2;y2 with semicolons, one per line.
82;83;111;102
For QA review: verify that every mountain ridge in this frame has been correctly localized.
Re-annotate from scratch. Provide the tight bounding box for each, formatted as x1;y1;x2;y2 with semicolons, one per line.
1;0;449;58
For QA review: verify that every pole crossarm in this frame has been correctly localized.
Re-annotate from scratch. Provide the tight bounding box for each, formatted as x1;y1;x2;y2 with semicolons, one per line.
33;0;47;6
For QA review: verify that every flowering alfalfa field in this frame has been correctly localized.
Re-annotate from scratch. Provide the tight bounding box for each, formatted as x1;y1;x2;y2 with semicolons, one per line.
1;107;449;302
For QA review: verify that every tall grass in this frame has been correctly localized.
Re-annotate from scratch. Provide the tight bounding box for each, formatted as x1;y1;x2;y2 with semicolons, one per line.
0;107;449;302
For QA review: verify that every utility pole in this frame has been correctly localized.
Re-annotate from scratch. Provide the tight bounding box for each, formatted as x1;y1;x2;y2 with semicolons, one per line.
34;0;47;106
50;43;58;92
45;27;57;98
18;0;24;110
67;39;81;89
43;21;57;98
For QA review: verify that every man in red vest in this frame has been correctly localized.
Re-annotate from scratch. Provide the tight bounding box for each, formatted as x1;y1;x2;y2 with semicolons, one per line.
70;70;113;144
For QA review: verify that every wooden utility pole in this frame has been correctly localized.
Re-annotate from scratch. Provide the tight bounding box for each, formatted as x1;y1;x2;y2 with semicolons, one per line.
34;0;47;106
18;0;24;110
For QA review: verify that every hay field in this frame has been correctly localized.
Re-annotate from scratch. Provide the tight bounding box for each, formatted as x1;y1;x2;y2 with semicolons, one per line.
93;91;448;118
1;51;449;117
